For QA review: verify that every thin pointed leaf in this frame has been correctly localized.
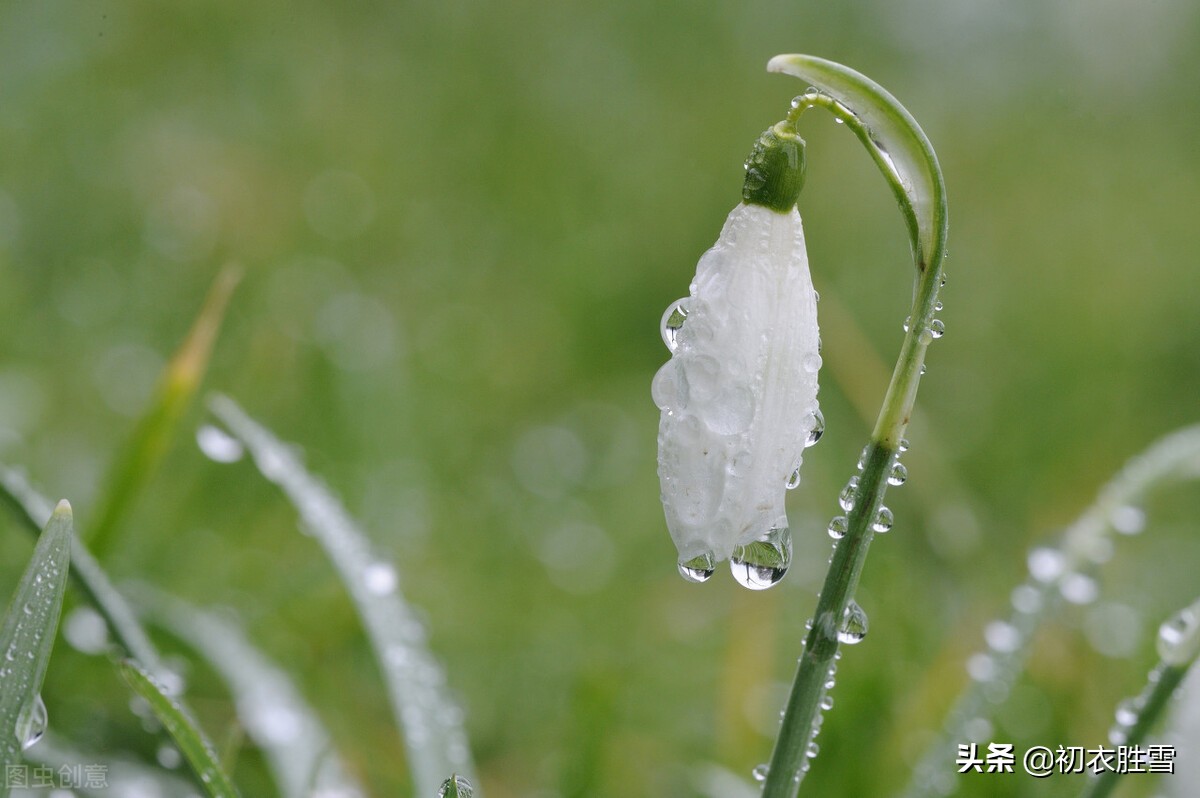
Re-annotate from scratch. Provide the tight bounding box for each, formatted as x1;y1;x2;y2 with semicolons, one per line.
118;659;241;798
132;586;365;798
768;54;948;273
0;500;72;781
208;394;479;797
1081;598;1200;798
0;465;162;671
89;264;241;556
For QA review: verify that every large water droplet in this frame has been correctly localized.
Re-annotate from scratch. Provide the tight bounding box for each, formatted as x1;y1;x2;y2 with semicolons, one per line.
929;319;945;338
438;775;474;798
660;299;689;352
677;551;716;583
827;516;848;540
15;693;47;751
838;601;868;644
838;477;860;512
802;353;822;373
887;463;907;486
805;408;825;448
786;468;802;490
1157;602;1200;665
196;424;244;463
730;527;792;590
871;507;894;533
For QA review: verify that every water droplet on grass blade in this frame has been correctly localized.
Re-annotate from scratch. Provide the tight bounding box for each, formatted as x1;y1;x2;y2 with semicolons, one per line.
827;516;848;540
1027;548;1065;583
786;468;802;490
196;424;244;463
838;601;868;644
752;763;769;782
1157;602;1200;665
887;462;907;486
677;551;716;583
730;527;792;590
872;507;894;533
984;621;1020;653
363;562;398;595
1111;505;1146;535
838;477;860;512
929;319;945;338
15;693;47;751
660;299;689;352
438;775;474;797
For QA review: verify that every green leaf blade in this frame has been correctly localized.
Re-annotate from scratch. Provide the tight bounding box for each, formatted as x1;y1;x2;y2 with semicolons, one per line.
0;500;72;778
768;54;948;274
133;587;365;798
118;659;242;798
208;394;480;797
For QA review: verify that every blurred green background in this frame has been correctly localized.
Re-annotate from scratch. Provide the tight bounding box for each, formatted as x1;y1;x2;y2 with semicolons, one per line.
2;1;1200;796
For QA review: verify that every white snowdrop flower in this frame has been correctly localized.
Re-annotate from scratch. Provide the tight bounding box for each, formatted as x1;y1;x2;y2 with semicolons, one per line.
653;123;821;590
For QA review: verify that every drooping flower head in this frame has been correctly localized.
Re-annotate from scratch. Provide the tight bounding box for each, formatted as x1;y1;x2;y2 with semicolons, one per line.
653;122;822;590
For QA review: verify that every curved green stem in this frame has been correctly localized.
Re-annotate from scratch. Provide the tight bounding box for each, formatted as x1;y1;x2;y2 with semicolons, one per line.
759;57;948;798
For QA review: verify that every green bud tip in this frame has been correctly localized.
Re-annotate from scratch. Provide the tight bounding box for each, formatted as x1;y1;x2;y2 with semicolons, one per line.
742;121;806;212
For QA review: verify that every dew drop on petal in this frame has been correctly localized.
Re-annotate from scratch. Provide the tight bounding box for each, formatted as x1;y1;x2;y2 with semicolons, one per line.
730;527;792;590
677;551;716;583
659;299;689;352
805;408;825;448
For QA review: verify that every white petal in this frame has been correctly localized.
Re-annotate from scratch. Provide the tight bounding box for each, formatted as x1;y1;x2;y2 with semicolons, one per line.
656;203;820;564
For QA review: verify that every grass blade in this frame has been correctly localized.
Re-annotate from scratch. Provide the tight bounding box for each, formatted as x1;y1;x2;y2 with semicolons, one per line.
118;659;242;798
0;500;72;783
88;264;241;557
901;423;1200;798
131;586;366;798
208;393;480;797
0;465;162;671
1081;597;1200;798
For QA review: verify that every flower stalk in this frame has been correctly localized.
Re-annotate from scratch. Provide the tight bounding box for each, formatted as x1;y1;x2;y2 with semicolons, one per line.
756;57;948;797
